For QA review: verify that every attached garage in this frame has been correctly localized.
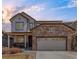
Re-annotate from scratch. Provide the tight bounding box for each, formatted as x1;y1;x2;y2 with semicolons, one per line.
31;22;75;51
37;37;67;51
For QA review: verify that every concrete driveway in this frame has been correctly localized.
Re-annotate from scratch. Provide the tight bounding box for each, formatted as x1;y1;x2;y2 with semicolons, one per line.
36;51;77;59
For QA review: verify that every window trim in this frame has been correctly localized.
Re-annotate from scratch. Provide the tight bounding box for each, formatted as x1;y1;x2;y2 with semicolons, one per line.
48;27;52;32
15;22;24;30
14;35;24;43
30;22;34;29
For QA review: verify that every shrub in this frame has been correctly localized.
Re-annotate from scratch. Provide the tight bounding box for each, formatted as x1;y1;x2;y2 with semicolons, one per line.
2;47;11;54
10;48;22;54
2;47;22;54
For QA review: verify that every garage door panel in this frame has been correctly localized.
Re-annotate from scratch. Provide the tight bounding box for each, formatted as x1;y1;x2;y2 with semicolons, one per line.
37;37;66;51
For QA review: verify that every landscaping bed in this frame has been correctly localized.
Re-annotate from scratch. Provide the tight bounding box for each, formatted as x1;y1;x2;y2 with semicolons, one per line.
2;47;36;59
2;53;29;59
2;47;23;54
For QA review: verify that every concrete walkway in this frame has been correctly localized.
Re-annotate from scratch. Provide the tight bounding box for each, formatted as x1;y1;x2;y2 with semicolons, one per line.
36;51;77;59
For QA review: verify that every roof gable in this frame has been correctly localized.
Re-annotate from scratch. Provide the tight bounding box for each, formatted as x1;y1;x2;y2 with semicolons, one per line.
10;12;36;22
31;23;75;36
31;22;75;32
64;21;77;30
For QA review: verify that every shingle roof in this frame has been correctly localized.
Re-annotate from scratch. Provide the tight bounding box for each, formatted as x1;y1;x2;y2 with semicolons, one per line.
64;21;77;30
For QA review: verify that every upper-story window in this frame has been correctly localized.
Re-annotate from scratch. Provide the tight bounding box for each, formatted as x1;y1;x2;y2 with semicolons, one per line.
48;27;55;32
30;22;34;29
15;22;24;30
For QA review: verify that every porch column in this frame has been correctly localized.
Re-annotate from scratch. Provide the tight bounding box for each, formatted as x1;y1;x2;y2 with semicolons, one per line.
24;35;27;48
32;36;37;51
8;35;10;48
14;35;16;43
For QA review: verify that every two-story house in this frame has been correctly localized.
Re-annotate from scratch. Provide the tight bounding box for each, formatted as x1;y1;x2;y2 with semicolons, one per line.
5;12;76;51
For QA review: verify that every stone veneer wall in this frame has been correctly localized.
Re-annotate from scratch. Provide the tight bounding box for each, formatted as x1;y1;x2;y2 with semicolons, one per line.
31;23;75;51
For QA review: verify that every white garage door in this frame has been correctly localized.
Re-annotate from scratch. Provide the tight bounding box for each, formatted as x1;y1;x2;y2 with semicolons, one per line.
37;37;66;51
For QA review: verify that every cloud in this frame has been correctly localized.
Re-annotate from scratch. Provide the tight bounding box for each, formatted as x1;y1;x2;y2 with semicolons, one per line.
51;0;77;10
23;4;45;14
2;5;16;23
2;0;26;23
2;0;76;23
66;0;77;8
27;5;44;12
2;0;45;23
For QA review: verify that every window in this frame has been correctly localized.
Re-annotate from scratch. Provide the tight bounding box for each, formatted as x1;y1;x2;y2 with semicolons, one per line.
48;27;52;32
30;22;33;29
16;22;24;30
48;27;55;32
15;36;24;43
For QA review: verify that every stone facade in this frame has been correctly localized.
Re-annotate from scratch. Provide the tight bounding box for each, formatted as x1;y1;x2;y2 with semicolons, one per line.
31;23;75;51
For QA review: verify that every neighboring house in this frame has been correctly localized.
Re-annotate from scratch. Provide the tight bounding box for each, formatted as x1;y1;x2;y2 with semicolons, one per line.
2;31;8;47
3;12;77;51
2;31;14;48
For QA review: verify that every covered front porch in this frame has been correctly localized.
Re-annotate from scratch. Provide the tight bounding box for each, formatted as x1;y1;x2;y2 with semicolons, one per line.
7;32;33;50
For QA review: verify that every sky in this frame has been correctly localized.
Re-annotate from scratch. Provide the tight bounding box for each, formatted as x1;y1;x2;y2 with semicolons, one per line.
2;0;77;23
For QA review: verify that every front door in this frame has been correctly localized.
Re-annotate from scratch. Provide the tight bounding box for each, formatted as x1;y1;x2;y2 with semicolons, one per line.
28;35;32;50
10;37;14;48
